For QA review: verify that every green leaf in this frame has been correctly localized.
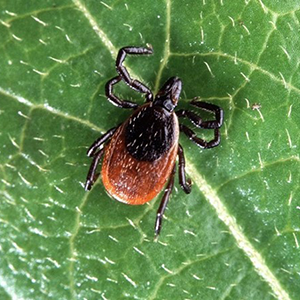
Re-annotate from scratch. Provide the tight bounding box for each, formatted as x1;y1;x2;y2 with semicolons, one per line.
0;0;299;299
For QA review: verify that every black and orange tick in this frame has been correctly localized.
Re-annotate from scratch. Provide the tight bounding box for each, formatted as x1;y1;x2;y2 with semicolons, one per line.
85;45;223;237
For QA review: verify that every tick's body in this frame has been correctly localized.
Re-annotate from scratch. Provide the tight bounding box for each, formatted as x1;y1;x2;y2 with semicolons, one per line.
102;102;179;205
85;46;223;236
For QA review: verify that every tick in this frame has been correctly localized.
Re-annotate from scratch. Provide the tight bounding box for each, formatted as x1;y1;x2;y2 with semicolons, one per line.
85;45;223;237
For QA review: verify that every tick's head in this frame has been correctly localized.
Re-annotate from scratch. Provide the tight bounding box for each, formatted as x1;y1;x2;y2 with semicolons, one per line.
154;77;182;112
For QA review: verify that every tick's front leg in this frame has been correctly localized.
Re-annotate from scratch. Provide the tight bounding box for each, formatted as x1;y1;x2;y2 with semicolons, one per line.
116;46;153;102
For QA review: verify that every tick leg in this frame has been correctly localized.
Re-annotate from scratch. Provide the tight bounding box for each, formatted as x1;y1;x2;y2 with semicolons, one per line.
178;144;191;194
154;165;176;238
180;124;221;149
85;149;104;191
176;100;223;129
190;99;223;128
105;76;139;109
87;127;118;157
177;99;223;149
116;46;153;102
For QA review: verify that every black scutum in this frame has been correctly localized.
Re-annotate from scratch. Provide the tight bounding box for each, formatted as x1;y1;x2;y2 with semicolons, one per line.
125;105;175;162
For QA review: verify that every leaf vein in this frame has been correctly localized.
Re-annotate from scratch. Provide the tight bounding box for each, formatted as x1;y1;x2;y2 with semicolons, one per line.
187;160;291;300
72;0;117;57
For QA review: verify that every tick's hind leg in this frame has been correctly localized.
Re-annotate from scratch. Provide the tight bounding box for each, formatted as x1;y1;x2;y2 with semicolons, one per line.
178;144;191;194
154;165;176;238
85;149;104;191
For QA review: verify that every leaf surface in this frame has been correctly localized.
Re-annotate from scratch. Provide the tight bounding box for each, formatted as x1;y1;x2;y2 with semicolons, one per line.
0;0;299;299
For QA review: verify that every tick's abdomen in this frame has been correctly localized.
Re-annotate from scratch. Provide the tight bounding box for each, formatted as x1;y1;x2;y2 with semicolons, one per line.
101;103;179;205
